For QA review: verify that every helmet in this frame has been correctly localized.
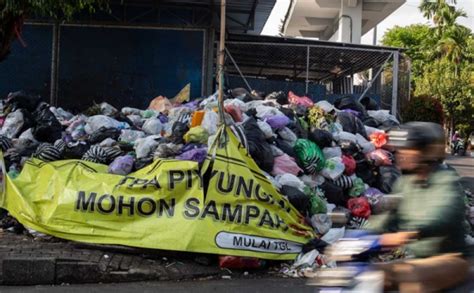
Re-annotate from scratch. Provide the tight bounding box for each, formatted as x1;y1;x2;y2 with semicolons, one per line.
388;122;446;162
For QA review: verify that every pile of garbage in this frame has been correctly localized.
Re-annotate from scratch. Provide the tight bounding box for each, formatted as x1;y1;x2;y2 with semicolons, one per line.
0;89;401;265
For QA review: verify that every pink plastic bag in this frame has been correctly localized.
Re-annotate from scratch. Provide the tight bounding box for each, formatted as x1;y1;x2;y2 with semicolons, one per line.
366;149;393;166
271;154;303;176
288;91;314;107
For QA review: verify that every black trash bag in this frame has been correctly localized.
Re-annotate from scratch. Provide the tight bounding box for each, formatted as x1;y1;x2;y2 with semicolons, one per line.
15;139;39;157
32;103;62;143
17;109;35;136
360;96;380;111
362;116;379;128
280;185;309;215
376;165;401;194
118;141;135;153
339;140;361;156
5;91;42;113
113;112;135;129
170;121;189;144
353;151;378;187
275;138;296;158
245;108;257;118
336;112;368;139
319;181;346;207
0;136;13;152
302;238;329;254
288;120;307;139
280;107;295;120
88;127;121;144
230;88;258;102
266;91;288;105
379;119;400;132
334;96;367;115
243;118;274;173
62;142;90;159
308;129;333;148
134;157;154;170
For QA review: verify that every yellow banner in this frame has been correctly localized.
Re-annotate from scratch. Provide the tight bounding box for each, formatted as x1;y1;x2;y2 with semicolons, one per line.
0;126;313;260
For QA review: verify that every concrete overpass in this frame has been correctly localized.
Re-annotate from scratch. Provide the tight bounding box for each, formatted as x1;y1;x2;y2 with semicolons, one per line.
282;0;405;44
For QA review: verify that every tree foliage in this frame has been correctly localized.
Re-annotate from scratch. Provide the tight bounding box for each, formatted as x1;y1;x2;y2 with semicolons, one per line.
401;95;444;125
382;0;474;135
0;0;108;61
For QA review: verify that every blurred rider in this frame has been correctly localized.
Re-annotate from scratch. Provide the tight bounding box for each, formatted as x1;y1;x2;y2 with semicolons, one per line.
368;122;469;291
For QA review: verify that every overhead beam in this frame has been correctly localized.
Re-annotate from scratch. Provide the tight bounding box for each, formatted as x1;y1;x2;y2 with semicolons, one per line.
305;17;335;26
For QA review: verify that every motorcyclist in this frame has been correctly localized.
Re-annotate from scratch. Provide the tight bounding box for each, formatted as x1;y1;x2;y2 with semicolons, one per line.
367;122;469;291
451;130;461;151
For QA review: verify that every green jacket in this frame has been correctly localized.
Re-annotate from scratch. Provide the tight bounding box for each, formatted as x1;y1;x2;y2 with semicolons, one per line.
368;165;466;258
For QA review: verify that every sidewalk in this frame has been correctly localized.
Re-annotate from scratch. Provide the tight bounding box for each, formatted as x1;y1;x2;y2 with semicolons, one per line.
0;232;222;285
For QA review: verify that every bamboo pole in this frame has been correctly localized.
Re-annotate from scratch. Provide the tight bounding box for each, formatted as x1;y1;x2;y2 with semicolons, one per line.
217;0;226;125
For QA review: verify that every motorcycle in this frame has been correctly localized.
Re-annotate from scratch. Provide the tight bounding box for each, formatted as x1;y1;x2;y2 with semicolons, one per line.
306;231;469;292
451;139;465;156
305;231;386;292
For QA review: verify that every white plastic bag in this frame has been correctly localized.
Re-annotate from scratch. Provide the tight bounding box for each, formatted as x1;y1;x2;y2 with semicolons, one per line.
119;129;145;144
315;100;338;113
323;147;342;159
300;174;325;188
121;107;143;116
201;111;219;135
292;249;320;269
356;133;376;153
134;135;160;159
85;115;128;134
367;110;399;124
275;174;305;191
257;120;275;139
311;214;332;235
142;118;163;135
18;128;37;142
99;138;117;147
334;131;357;143
100;102;118;116
224;98;248;112
278;127;297;145
50;107;73;123
1;110;24;138
127;115;144;128
255;105;283;119
321;157;345;180
364;125;384;136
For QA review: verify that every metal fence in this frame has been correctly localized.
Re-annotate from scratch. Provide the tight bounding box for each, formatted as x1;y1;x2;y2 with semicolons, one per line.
222;38;407;116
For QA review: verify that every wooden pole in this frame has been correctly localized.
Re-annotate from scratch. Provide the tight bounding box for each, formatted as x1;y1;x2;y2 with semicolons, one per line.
218;0;226;125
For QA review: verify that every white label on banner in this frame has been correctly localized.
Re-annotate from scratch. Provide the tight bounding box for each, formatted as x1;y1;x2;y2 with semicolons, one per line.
215;231;302;254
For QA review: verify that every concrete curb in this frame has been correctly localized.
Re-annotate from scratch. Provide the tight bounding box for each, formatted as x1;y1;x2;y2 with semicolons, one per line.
0;233;221;285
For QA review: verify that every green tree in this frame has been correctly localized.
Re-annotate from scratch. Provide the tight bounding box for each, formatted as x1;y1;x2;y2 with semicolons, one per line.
415;59;474;136
381;24;433;81
0;0;108;61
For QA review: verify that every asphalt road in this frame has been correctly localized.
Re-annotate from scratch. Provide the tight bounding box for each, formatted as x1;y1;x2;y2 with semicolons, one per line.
0;278;314;293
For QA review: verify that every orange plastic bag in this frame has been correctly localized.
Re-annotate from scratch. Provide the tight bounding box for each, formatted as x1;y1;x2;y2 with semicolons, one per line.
190;110;205;127
370;132;388;148
148;96;172;113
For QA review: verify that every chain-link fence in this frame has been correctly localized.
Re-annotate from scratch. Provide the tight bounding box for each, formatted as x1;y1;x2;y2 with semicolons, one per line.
221;37;408;116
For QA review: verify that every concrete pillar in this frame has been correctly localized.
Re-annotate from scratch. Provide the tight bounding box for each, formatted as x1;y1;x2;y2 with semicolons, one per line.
331;0;362;44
